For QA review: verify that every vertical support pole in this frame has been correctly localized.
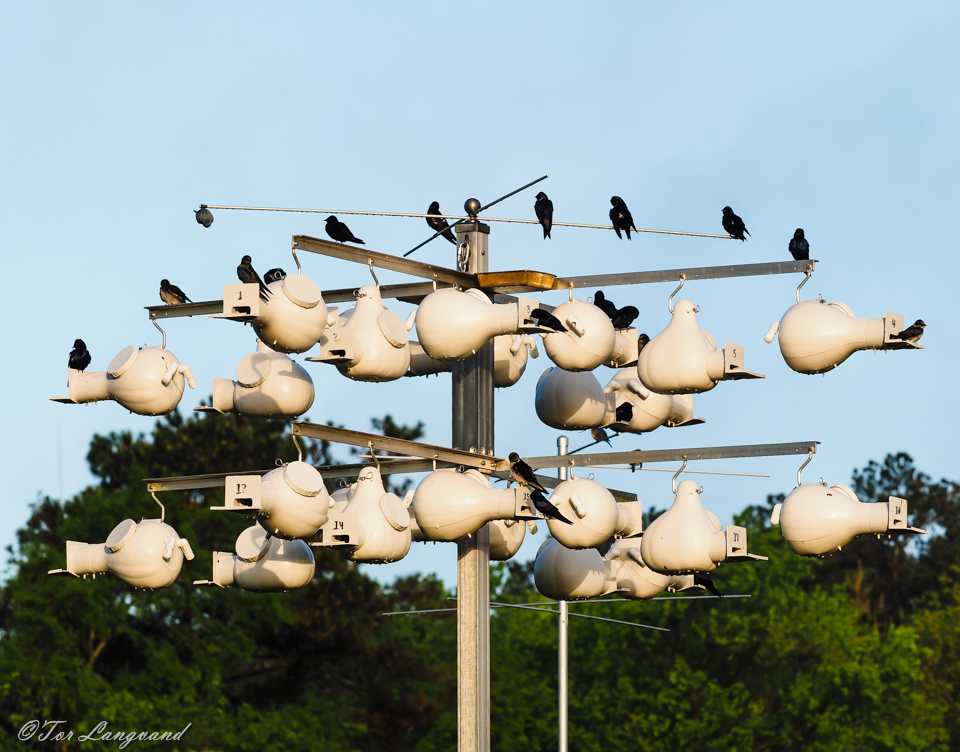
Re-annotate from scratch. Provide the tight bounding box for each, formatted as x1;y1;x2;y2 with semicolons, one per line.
556;435;568;752
453;207;492;752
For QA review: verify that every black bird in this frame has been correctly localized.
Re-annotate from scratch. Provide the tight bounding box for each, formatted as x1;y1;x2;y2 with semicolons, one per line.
694;572;724;598
264;268;287;284
609;196;637;240
534;192;553;239
159;279;191;306
425;201;457;245
721;206;750;241
68;339;91;371
591;427;612;447
615;402;634;423
325;215;365;245
788;229;809;260
530;308;566;332
237;255;271;302
530;488;574;525
509;452;546;491
890;319;926;344
593;290;639;329
637;333;650;353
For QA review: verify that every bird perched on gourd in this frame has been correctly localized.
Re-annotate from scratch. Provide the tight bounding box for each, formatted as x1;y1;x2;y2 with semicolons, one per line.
68;339;91;371
237;255;271;303
593;290;639;329
891;319;926;344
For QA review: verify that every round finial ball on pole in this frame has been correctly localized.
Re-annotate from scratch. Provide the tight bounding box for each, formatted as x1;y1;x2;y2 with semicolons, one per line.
195;207;214;228
464;198;481;217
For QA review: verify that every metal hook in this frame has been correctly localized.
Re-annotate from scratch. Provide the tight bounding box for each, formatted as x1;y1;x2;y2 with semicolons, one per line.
153;318;167;349
668;274;686;313
368;260;380;289
150;491;165;523
292;432;303;462
368;442;380;470
672;459;688;493
568;459;575;478
797;450;814;486
568;281;574;303
291;239;302;274
457;238;470;272
796;271;812;304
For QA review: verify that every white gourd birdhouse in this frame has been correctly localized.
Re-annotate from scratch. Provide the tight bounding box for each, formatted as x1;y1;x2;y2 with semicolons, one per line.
493;334;538;388
338;466;411;563
603;538;698;600
545;478;642;549
54;345;197;416
412;468;525;541
765;300;922;375
770;483;926;556
541;298;617;372
534;367;616;431
604;368;703;435
208;340;315;419
49;518;194;590
197;525;316;592
638;299;762;394
641;480;766;574
488;518;527;561
533;538;617;601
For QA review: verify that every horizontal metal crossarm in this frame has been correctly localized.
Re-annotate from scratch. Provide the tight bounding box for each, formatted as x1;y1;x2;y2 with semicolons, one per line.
292;235;478;287
509;441;819;471
553;259;816;291
292;422;503;471
146;301;225;319
489;471;637;502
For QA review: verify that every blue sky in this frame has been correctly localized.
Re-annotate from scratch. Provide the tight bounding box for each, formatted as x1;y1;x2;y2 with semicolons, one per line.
2;3;957;587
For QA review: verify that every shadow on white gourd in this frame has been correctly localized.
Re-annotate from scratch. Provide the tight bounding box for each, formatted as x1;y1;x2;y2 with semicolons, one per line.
534;367;615;430
414;288;539;361
488;518;527;561
53;345;197;416
49;517;194;590
546;478;643;549
406;334;538;389
638;300;762;395
412;469;522;541
641;480;766;574
533;538;616;601
765;298;922;375
542;298;616;372
206;340;314;419
196;524;315;592
338;466;411;563
603;539;698;600
604;368;703;435
770;483;926;556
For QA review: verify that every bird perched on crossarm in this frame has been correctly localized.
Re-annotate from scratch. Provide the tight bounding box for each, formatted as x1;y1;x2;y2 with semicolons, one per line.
593;290;639;329
159;279;191;306
788;228;809;260
694;572;724;598
609;196;637;240
325;215;365;245
509;452;546;492
530;488;574;525
237;255;271;303
68;339;91;371
722;206;749;241
534;192;553;239
264;268;286;284
529;308;566;332
426;201;457;245
890;319;926;344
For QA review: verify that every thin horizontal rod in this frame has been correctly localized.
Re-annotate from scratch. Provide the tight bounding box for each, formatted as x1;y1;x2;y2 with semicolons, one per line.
517;441;819;471
554;260;815;290
489;471;638;502
201;203;727;239
292;422;503;471
487;602;667;631
598;466;771;478
482;595;752;607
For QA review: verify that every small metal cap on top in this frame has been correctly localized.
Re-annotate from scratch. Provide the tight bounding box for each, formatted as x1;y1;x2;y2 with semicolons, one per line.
464;198;481;217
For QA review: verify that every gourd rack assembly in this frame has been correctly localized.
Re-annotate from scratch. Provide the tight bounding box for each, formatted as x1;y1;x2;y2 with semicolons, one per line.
51;174;927;752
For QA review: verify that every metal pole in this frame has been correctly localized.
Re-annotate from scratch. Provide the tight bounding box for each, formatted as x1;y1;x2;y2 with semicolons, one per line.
557;435;568;752
453;206;493;752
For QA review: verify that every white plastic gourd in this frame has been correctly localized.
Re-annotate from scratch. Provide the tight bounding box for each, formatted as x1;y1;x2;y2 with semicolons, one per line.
534;367;614;430
257;461;332;540
338;466;412;563
331;285;411;381
603;538;698;600
604;368;701;434
533;538;616;601
545;478;642;549
412;468;519;541
254;274;330;354
210;340;314;418
199;525;316;592
541;298;616;372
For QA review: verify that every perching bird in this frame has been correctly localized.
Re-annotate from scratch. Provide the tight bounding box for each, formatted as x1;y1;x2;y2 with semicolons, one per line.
593;290;639;329
721;206;750;241
890;319;926;344
159;279;191;306
264;268;287;284
530;308;566;332
694;572;724;598
68;339;91;371
325;215;365;245
534;192;553;239
509;452;546;491
426;201;457;245
609;196;637;240
237;255;271;303
788;229;809;260
530;488;574;525
615;402;634;423
637;333;650;353
591;427;612;447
